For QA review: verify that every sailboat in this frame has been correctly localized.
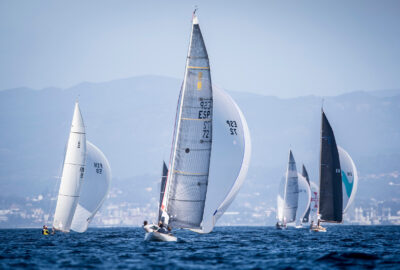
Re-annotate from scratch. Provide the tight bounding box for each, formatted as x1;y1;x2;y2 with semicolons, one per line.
52;102;111;233
147;13;251;241
313;110;358;232
276;150;299;229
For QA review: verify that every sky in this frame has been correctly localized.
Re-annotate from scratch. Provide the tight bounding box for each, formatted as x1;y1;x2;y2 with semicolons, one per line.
1;0;400;97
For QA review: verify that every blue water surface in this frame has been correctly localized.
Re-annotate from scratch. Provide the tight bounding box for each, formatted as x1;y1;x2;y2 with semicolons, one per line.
0;226;399;269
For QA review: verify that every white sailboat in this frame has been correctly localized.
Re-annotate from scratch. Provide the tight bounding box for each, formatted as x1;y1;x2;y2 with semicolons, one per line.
149;13;251;241
52;102;111;233
313;110;358;232
276;150;299;229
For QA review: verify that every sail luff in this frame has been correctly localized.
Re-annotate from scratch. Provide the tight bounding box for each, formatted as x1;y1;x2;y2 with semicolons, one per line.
318;110;343;223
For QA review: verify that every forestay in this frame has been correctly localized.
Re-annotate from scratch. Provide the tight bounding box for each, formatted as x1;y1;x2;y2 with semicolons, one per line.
338;146;358;214
53;102;86;232
70;141;111;233
162;15;213;229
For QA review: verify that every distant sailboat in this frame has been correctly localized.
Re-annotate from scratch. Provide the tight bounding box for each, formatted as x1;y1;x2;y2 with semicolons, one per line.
52;102;111;233
276;150;299;229
300;165;312;224
149;13;251;241
314;110;357;232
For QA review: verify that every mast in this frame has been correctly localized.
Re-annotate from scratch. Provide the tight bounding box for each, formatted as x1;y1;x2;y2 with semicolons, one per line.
318;110;343;223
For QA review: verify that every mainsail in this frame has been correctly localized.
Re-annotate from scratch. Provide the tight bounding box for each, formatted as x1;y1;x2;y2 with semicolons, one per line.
161;14;213;229
338;146;358;214
301;165;311;223
282;150;299;223
53;102;86;232
318;110;343;223
70;141;111;233
158;161;168;222
310;181;319;222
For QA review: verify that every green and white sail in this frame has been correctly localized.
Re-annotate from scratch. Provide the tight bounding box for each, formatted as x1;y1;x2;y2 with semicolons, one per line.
338;146;358;214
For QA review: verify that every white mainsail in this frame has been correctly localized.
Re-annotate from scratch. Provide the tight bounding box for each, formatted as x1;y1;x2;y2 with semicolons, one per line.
161;14;213;229
160;14;251;232
70;141;111;233
53;102;86;232
338;146;358;214
282;150;299;223
297;173;311;225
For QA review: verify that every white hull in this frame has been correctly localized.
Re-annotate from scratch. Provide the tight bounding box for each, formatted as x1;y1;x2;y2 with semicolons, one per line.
144;232;177;242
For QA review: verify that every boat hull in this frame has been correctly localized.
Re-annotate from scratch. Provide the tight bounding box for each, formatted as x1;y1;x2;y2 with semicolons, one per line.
144;232;177;242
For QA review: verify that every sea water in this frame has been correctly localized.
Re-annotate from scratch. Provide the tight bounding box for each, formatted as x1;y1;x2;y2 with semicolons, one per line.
0;226;399;269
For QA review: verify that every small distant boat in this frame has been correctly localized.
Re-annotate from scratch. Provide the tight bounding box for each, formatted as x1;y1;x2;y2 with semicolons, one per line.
52;102;111;233
276;150;299;229
313;110;358;232
153;12;251;241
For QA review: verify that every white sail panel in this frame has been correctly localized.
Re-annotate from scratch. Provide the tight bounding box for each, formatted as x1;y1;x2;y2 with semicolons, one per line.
338;146;358;214
283;150;299;223
310;181;319;222
297;173;311;224
163;15;213;229
71;141;111;233
53;102;86;232
198;86;251;233
277;177;285;223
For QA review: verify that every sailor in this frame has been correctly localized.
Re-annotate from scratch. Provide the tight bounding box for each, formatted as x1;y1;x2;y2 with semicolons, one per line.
143;220;158;233
157;223;168;234
310;220;314;230
167;226;173;235
42;225;49;235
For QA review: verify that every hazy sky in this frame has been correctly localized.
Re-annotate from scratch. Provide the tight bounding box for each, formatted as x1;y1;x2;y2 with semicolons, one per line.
1;0;400;97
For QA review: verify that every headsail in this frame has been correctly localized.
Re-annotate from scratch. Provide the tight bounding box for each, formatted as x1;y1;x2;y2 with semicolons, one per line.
70;141;111;233
283;150;299;223
301;165;311;223
162;14;213;229
158;161;168;222
310;181;319;222
338;146;358;214
198;86;251;233
318;111;343;223
297;173;311;225
53;102;86;232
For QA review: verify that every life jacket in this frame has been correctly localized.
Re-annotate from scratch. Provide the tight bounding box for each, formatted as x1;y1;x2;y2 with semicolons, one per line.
42;229;49;235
